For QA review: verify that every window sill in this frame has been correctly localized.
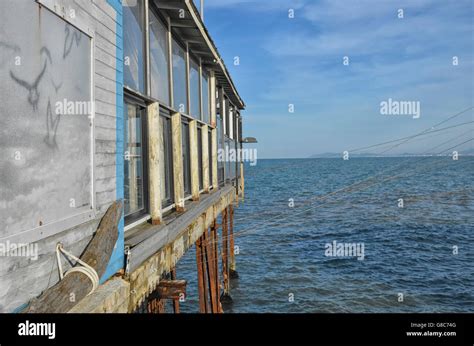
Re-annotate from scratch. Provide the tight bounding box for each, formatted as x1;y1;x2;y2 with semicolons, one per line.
124;214;151;233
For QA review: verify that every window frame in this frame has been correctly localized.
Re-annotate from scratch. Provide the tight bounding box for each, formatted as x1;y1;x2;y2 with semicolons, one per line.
148;5;171;106
171;36;189;115
201;68;210;124
123;92;150;225
181;116;192;197
189;56;201;119
123;0;147;94
160;106;175;208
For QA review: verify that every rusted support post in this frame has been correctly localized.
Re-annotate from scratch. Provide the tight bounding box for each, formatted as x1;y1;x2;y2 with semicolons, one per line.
229;204;238;279
209;220;223;313
147;297;166;313
196;236;209;313
221;208;232;302
210;220;222;313
170;269;182;313
204;227;220;313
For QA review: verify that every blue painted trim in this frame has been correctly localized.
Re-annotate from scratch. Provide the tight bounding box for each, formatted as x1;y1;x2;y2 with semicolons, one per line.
101;0;124;283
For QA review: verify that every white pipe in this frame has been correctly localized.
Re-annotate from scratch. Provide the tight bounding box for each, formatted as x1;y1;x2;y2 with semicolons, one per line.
200;0;204;21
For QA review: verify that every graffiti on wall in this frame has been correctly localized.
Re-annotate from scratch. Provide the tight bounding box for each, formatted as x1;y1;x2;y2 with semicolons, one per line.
0;2;93;240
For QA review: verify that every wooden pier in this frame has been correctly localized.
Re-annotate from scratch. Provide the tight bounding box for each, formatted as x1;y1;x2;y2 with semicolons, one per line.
0;0;245;314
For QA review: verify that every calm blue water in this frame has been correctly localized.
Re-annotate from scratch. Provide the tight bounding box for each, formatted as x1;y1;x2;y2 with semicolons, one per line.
176;157;474;312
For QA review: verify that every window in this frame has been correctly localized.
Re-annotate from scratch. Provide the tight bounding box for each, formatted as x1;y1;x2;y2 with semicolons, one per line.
123;0;145;93
189;59;200;118
216;88;221;116
201;71;210;123
149;10;170;105
225;98;230;137
217;113;225;186
222;97;227;136
197;126;203;190
225;138;233;182
182;119;192;196
0;1;94;241
160;109;174;207
234;112;239;143
229;107;234;140
172;39;188;114
124;99;148;221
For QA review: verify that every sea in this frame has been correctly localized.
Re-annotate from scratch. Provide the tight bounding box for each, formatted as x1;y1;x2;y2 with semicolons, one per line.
176;157;474;313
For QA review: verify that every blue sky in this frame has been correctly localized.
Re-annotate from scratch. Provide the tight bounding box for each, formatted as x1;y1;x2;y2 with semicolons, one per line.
199;0;473;158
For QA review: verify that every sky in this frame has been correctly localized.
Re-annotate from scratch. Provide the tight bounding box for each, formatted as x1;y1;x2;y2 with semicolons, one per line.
198;0;473;158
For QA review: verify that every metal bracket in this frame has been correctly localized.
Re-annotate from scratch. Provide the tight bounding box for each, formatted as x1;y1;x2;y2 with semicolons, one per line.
125;246;132;277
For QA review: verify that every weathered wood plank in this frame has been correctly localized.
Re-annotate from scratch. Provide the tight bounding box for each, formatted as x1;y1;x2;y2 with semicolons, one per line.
171;113;185;211
24;201;123;313
147;102;163;225
189;120;200;201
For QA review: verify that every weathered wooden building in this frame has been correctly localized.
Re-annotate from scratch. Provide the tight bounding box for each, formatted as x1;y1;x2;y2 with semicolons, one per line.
0;0;245;313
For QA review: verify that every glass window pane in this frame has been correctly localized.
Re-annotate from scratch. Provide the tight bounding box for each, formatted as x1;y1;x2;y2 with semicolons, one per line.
123;0;145;93
202;72;210;123
229;108;234;139
182;122;191;195
189;59;200;118
160;115;174;206
172;40;188;113
150;11;170;105
124;103;145;217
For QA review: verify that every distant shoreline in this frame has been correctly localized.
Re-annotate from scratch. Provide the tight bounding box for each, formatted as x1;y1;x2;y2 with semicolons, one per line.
252;154;474;160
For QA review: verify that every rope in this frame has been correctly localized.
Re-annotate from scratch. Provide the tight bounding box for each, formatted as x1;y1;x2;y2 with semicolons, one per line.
56;243;99;296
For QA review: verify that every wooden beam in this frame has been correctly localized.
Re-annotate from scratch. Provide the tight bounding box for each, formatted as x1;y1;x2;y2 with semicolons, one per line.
202;124;210;192
148;102;163;225
184;38;205;44
170;19;195;28
155;2;185;10
189;120;200;201
190;50;214;57
156;279;187;300
171;112;185;212
24;201;123;313
211;128;218;189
